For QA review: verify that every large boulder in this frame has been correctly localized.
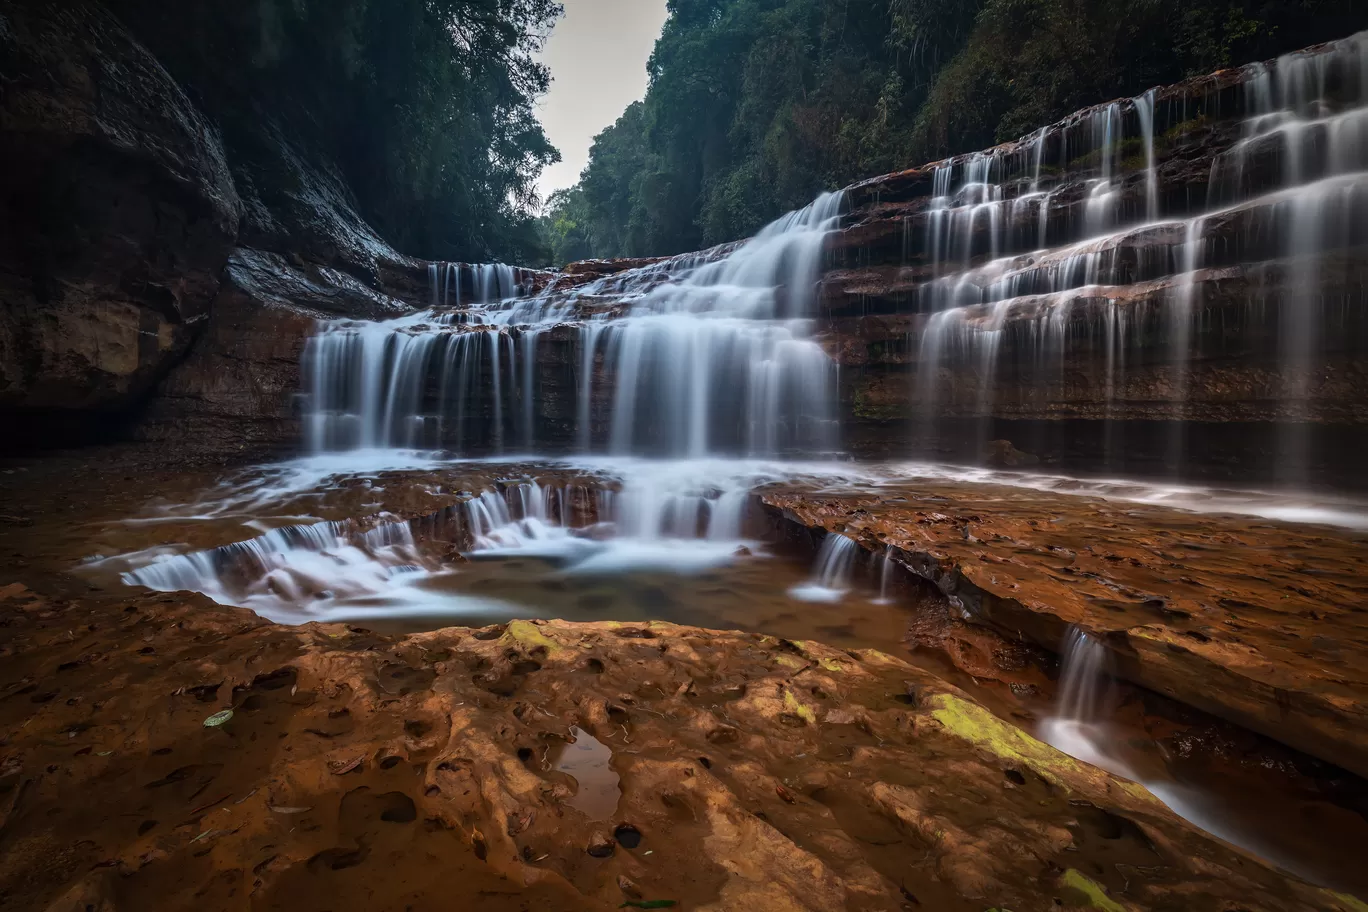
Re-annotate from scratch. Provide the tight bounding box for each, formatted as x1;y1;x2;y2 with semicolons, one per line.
0;0;239;440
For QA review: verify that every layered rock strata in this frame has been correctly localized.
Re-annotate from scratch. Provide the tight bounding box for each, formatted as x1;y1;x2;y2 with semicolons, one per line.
757;479;1368;780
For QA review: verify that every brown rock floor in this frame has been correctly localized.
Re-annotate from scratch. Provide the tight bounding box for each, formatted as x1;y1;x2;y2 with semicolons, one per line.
3;448;1368;906
2;583;1365;912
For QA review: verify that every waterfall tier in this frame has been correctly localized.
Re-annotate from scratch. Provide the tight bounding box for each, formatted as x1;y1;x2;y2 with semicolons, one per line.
823;31;1368;486
303;195;844;458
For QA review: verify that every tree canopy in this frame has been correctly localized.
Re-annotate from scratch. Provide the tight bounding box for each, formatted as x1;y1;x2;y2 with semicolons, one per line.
107;0;563;264
543;0;1368;265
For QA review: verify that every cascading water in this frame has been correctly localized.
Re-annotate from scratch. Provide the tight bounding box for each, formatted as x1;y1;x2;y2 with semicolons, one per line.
1039;628;1120;770
118;520;441;623
304;193;844;459
873;544;895;604
126;187;859;635
1041;625;1336;884
117;467;771;622
909;32;1368;484
789;533;860;602
427;262;521;306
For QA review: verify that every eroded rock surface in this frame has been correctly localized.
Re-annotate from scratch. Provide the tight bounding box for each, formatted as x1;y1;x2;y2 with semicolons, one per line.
0;584;1361;911
758;481;1368;780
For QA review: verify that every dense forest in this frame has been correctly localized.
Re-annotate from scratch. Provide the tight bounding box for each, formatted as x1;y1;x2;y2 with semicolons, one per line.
542;0;1368;264
104;0;563;265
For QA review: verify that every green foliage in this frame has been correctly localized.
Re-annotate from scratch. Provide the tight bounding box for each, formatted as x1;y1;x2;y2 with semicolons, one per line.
554;0;1367;264
105;0;562;264
911;0;1368;158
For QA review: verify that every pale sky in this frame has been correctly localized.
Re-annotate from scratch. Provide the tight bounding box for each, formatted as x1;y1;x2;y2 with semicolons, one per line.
534;0;669;203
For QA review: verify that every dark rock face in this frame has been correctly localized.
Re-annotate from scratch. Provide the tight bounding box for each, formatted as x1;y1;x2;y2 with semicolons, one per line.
134;248;417;461
0;0;239;437
225;115;422;288
0;1;451;454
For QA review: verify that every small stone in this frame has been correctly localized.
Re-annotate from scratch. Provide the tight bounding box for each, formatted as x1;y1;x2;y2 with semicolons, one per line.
586;832;615;858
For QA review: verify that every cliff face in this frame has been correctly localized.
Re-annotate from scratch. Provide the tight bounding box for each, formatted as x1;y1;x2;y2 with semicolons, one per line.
0;1;239;440
0;0;444;454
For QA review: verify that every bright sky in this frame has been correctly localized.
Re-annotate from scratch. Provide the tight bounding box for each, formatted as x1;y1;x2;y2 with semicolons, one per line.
534;0;669;204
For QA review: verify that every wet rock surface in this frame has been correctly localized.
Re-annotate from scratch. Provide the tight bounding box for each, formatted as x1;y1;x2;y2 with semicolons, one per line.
758;479;1368;780
1;582;1362;912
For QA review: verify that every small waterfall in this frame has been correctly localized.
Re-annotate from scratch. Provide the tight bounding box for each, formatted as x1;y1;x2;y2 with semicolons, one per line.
1040;624;1337;880
873;544;895;604
428;262;521;306
1166;216;1206;470
121;520;424;622
462;469;761;574
1136;88;1160;221
789;533;860;603
1040;627;1139;778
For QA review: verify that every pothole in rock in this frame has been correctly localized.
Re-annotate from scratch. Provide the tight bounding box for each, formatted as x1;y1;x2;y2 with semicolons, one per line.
549;726;620;821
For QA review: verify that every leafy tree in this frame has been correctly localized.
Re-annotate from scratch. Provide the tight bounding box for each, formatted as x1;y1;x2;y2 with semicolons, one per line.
104;0;562;264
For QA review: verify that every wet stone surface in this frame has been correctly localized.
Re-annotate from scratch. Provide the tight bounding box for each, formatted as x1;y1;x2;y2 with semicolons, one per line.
759;474;1368;781
0;584;1364;911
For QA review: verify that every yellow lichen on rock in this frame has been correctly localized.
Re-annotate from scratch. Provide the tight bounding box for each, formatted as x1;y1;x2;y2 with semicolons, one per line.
500;619;562;654
1059;869;1128;912
927;692;1158;809
1324;891;1368;912
783;689;817;724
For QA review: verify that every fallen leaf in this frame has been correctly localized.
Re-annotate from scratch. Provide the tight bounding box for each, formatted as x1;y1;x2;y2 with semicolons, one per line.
203;710;233;728
328;755;363;775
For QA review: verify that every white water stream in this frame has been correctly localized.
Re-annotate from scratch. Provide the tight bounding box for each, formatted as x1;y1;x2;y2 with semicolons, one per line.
1041;628;1342;887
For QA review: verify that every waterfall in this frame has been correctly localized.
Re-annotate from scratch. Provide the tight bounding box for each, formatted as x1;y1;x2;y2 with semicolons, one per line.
1040;625;1330;880
1136;89;1160;221
302;192;844;458
873;544;895;604
908;31;1368;480
789;533;860;602
461;469;760;573
427;262;520;307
